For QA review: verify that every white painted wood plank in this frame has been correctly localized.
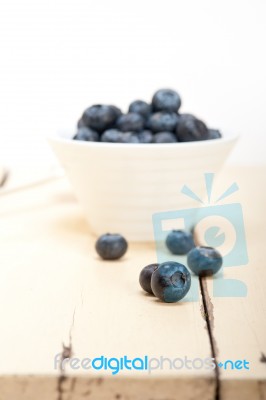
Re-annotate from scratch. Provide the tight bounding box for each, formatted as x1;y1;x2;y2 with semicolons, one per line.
0;177;214;399
202;168;266;398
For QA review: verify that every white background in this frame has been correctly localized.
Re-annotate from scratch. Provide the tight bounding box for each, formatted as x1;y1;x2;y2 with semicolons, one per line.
0;0;265;167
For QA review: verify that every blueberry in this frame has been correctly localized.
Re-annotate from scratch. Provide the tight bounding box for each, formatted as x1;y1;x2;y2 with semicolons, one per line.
153;132;177;143
82;105;119;133
187;246;223;276
138;130;153;143
109;105;122;119
95;233;128;260
101;130;152;144
176;114;209;142
144;116;152;130
116;113;144;132
120;131;154;144
119;132;140;143
73;127;99;142
152;89;181;113
128;100;152;119
208;129;222;140
118;130;154;144
139;263;159;294
101;129;122;143
149;112;179;133
151;261;191;303
166;230;195;255
77;118;86;128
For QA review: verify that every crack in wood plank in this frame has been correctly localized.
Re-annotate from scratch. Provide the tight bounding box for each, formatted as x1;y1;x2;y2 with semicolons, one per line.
56;309;76;400
0;168;9;188
200;278;217;353
67;377;77;400
258;380;266;400
57;375;67;400
260;353;266;364
199;276;220;400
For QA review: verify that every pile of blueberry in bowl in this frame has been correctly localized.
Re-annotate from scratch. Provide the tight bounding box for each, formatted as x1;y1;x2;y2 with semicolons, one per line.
74;89;221;144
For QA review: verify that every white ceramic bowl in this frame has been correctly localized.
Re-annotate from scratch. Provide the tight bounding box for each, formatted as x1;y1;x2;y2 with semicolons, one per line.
49;130;238;241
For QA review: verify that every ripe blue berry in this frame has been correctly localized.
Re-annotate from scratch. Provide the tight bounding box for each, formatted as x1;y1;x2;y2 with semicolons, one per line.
119;132;140;143
116;113;144;132
77;118;86;128
109;105;122;119
138;130;153;143
149;112;179;133
121;131;154;144
73;127;99;142
139;264;159;294
128;100;152;120
153;132;177;143
208;129;222;139
176;114;209;142
152;89;181;113
166;230;195;255
151;262;191;303
101;129;122;143
101;130;153;144
187;246;223;276
82;105;119;133
95;233;128;260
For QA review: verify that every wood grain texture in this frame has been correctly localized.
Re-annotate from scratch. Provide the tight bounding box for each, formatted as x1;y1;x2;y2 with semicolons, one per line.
0;166;265;400
0;376;215;400
0;176;214;399
200;168;266;399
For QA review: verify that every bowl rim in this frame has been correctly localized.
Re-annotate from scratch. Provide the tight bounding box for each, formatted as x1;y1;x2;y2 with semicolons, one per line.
48;129;239;149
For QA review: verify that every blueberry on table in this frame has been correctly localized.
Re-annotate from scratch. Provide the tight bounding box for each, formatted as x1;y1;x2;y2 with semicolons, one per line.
151;262;191;303
95;233;128;260
101;129;123;142
176;114;209;142
149;112;179;133
128;100;152;119
187;246;222;276
116;113;144;132
166;230;195;255
81;105;119;133
139;263;159;294
208;129;222;139
152;89;181;113
153;132;177;143
73;127;99;142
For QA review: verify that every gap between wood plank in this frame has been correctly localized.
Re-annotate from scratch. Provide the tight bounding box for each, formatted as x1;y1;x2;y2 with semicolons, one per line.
199;276;220;400
56;308;76;400
55;287;220;400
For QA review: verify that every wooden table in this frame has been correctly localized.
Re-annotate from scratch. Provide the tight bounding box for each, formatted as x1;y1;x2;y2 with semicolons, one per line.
0;166;265;400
